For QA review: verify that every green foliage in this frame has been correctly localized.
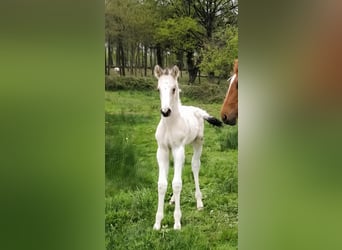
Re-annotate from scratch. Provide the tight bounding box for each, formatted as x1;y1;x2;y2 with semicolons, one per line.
200;26;239;78
180;82;227;103
105;75;155;91
105;73;229;103
105;90;238;249
155;17;204;52
105;0;156;43
105;0;238;79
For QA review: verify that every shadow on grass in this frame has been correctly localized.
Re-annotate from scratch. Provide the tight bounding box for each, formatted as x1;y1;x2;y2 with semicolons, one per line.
105;112;155;192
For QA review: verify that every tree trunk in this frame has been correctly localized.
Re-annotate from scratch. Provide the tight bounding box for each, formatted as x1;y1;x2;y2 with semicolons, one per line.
156;44;163;68
150;47;153;75
186;51;198;84
140;45;144;77
136;44;140;76
176;51;183;77
165;51;167;68
108;41;113;69
105;46;108;75
208;71;215;81
116;46;120;68
118;39;125;76
108;45;113;68
106;38;112;75
131;43;134;75
144;44;148;76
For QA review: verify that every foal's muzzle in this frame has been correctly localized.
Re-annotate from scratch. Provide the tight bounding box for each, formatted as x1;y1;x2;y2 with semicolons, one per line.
160;108;171;117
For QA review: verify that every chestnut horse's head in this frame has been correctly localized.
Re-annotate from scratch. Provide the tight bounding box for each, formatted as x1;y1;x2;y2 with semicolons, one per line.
221;60;238;125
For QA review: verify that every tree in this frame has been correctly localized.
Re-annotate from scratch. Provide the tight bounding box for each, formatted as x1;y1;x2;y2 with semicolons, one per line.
156;0;238;83
193;0;238;39
104;0;238;81
105;0;157;76
193;0;238;80
155;16;205;83
200;25;238;81
105;0;130;75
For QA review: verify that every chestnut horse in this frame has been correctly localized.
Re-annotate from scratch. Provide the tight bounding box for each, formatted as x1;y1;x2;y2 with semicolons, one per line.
221;60;238;125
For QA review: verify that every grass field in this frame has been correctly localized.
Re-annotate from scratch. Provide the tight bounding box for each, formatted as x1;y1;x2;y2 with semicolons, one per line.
105;89;238;249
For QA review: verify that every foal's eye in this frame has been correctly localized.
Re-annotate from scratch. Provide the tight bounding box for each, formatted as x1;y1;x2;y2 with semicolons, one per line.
172;88;176;94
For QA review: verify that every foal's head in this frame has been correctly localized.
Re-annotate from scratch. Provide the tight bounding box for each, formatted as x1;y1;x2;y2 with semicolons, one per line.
154;65;180;117
221;60;238;125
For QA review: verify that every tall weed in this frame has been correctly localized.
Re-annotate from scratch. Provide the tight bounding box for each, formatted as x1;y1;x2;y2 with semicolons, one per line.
219;126;238;151
105;133;138;183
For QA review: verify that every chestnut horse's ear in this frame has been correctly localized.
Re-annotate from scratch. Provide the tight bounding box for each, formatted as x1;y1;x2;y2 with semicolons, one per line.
154;65;164;79
170;65;180;79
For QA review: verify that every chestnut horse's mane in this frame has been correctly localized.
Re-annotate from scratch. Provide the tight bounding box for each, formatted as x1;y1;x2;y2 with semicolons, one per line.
220;59;238;125
233;59;238;74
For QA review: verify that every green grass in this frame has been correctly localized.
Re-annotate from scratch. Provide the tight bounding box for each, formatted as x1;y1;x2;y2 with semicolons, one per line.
105;90;238;249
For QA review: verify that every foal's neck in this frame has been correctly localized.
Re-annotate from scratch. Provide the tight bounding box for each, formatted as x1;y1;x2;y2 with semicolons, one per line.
161;98;182;124
172;99;182;114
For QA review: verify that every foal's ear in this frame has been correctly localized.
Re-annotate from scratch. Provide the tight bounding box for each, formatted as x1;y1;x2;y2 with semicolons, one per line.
154;65;164;79
170;65;180;79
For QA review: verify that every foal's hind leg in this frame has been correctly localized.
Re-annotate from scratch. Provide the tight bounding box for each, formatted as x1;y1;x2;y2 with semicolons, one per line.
169;193;175;205
192;138;204;209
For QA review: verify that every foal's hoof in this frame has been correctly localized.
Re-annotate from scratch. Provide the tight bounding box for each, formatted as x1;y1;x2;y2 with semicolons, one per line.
169;194;175;205
153;223;161;230
173;222;181;230
197;200;204;210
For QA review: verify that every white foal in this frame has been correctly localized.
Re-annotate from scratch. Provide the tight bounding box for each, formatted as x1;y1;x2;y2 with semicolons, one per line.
153;65;222;230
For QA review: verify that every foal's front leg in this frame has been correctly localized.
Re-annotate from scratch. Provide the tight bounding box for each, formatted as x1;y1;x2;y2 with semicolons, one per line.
153;145;169;230
171;146;185;230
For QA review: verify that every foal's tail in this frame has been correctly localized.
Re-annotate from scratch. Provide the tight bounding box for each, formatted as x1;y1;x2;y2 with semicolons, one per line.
195;107;223;127
204;116;223;127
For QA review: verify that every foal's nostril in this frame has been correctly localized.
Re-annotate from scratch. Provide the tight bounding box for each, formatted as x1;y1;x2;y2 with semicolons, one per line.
161;108;171;117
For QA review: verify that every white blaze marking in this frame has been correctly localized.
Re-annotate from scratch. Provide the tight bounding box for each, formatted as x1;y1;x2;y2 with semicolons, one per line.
227;74;236;96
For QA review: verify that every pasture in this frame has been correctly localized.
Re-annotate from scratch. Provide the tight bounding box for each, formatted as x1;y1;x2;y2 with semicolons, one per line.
105;86;238;249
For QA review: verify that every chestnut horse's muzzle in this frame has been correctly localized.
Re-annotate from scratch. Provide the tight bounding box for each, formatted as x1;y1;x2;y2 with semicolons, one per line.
222;114;237;125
